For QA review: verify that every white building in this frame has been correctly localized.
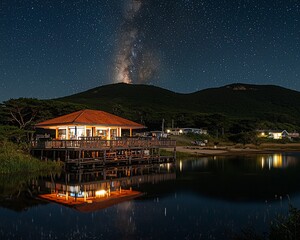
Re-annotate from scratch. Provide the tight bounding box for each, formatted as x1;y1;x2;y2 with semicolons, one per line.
166;128;208;135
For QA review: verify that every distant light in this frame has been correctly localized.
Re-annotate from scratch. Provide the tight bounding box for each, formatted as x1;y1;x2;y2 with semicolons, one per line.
261;157;265;169
272;154;283;168
179;160;183;172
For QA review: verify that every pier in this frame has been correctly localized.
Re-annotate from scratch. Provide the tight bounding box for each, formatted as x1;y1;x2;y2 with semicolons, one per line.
31;109;176;168
31;138;176;169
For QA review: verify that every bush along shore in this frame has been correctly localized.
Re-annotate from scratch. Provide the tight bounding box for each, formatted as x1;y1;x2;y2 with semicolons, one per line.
0;141;62;174
234;204;300;240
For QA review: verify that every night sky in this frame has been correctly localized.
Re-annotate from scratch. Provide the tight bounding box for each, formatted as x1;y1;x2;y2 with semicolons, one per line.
1;0;300;102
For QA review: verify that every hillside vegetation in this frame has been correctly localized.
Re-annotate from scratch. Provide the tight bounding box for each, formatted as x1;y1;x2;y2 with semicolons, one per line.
1;83;300;145
57;83;300;133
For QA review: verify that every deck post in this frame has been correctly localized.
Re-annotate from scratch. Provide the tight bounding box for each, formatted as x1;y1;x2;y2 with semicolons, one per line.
103;150;106;165
128;148;132;165
79;171;82;182
158;148;161;163
31;138;176;166
103;169;106;180
173;146;176;160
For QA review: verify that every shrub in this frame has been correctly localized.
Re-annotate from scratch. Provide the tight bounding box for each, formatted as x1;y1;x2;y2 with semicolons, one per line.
0;141;62;174
269;205;300;240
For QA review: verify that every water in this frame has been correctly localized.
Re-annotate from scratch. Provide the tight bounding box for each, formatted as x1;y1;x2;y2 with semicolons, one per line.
1;153;300;239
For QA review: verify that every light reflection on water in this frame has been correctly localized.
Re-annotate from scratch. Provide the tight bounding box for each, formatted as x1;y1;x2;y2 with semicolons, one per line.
1;153;300;239
260;153;298;169
180;153;299;171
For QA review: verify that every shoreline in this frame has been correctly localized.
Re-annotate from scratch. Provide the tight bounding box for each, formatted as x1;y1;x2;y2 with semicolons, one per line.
166;144;300;157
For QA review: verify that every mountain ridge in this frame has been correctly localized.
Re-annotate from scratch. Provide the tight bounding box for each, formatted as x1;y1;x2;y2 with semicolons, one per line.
56;83;300;131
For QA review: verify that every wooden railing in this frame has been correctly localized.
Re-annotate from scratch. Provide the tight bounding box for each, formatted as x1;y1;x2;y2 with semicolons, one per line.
31;138;176;149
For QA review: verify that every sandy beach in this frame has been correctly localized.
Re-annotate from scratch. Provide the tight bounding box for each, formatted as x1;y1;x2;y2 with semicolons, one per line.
166;143;300;157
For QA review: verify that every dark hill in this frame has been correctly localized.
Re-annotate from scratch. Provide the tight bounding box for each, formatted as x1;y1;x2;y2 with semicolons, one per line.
58;83;191;112
190;83;300;119
57;83;300;130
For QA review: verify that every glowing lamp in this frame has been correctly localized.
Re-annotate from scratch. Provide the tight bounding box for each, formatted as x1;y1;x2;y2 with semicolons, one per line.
95;189;107;197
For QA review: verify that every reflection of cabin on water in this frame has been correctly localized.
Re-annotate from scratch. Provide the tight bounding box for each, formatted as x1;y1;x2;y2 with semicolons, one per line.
38;163;176;212
31;109;176;165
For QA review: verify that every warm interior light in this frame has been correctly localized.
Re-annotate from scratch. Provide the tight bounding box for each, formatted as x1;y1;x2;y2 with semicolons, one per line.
95;189;107;197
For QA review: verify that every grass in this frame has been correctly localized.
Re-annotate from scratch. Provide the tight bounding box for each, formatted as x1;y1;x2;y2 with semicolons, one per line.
168;135;194;146
0;141;62;174
160;148;198;158
269;205;300;240
258;143;300;150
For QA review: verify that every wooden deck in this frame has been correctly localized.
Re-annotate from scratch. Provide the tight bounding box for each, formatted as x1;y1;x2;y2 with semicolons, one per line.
31;138;176;166
31;138;176;150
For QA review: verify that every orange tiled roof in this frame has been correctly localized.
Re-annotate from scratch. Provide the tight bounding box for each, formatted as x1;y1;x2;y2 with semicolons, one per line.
35;109;145;129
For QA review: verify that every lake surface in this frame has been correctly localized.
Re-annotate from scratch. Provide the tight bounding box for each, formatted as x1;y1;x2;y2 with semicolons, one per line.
1;152;300;239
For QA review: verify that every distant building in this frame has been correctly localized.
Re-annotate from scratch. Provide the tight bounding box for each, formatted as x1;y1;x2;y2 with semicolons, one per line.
135;131;168;139
256;130;298;140
166;128;208;135
181;128;208;135
289;132;300;138
269;130;287;140
151;131;168;138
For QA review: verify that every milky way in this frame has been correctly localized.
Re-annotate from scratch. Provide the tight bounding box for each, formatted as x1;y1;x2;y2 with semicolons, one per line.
1;0;300;101
113;0;159;84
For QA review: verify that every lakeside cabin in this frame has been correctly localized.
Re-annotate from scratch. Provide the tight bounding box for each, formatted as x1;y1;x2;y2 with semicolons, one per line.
34;109;145;140
31;109;176;168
